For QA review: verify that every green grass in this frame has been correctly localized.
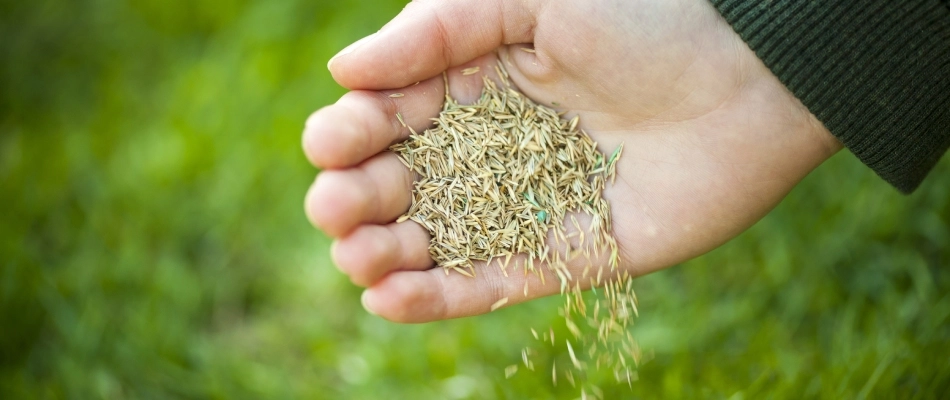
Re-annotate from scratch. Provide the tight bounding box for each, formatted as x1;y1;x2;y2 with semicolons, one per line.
1;0;948;398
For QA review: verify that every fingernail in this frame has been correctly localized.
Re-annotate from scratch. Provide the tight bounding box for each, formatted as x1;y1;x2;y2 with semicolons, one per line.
360;290;377;316
328;32;378;69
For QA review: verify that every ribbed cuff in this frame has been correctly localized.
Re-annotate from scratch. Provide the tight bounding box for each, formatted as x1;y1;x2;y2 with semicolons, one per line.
709;0;950;193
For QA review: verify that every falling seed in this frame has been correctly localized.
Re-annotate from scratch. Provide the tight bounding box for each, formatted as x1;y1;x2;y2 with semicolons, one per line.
591;385;604;399
505;365;518;379
566;340;582;370
520;47;536;53
461;66;481;76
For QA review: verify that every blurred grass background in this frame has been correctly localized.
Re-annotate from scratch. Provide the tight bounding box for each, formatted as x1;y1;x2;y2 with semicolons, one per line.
1;0;948;398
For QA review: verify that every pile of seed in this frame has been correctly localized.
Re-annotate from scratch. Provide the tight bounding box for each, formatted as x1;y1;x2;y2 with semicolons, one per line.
390;62;640;392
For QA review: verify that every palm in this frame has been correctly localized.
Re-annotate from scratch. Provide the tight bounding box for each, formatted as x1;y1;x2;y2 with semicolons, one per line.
303;0;840;322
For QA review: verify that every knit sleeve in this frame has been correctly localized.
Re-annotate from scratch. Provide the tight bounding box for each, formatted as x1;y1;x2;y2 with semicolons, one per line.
707;0;950;193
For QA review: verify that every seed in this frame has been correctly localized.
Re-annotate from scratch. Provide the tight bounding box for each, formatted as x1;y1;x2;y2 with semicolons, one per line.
388;59;638;390
395;112;406;127
566;340;581;370
490;297;509;311
536;210;547;222
389;93;405;98
505;365;518;379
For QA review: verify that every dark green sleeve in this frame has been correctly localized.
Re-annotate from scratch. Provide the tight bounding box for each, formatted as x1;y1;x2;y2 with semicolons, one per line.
708;0;950;193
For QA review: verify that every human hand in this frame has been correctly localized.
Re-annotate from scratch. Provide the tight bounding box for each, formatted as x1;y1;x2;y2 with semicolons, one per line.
302;0;842;323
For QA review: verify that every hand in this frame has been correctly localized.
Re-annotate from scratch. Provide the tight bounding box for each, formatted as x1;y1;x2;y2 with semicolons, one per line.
302;0;842;323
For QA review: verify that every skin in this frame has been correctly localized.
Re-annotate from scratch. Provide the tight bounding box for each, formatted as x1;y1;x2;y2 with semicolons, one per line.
302;0;843;323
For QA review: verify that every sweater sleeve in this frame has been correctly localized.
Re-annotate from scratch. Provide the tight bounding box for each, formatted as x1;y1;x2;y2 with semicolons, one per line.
707;0;950;193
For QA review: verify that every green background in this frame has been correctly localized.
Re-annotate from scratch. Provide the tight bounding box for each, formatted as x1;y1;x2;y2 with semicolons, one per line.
2;0;948;398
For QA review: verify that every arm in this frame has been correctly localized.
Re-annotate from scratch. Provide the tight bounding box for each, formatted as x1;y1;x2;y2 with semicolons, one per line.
710;0;950;193
302;0;912;323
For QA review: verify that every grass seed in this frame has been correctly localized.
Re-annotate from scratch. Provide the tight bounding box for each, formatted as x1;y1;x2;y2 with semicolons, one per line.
390;60;639;389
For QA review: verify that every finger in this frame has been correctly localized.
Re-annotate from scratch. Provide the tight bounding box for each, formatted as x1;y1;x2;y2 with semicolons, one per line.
304;152;414;237
303;76;445;169
360;213;625;323
359;257;553;323
331;221;433;287
327;0;537;90
442;54;508;103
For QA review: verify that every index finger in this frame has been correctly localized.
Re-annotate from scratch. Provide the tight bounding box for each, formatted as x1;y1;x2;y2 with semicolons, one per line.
327;0;536;90
302;75;444;169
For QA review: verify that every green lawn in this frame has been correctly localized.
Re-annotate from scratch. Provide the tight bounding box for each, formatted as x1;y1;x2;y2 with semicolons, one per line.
2;1;948;398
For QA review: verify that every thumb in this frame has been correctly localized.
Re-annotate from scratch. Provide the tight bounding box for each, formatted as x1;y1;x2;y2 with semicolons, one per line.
328;0;536;90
